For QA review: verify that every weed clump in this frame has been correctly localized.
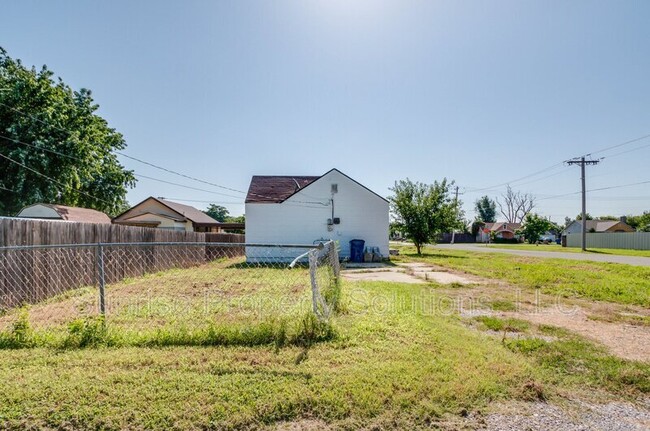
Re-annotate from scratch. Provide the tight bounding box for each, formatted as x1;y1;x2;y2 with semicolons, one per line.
0;307;35;348
64;316;108;348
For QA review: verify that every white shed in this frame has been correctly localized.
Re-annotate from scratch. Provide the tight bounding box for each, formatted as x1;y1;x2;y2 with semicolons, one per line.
245;169;389;261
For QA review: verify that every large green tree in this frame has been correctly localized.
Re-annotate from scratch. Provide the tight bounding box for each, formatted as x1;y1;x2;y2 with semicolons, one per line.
204;204;229;222
626;212;650;232
474;195;496;223
389;178;458;254
518;213;553;244
0;48;135;216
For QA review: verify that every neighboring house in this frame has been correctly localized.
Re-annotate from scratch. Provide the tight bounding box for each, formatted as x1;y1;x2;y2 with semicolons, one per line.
113;197;222;232
16;203;111;224
476;222;521;243
245;168;389;260
563;217;635;235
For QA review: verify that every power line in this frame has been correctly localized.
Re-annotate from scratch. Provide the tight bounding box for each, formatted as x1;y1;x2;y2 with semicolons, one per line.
0;134;87;162
537;179;650;201
0;134;329;207
134;174;244;198
585;133;650;157
160;198;245;205
464;133;650;194
464;162;565;193
507;166;572;188
0;103;240;196
116;152;330;205
600;141;650;160
115;151;248;195
0;102;324;203
588;180;650;193
0;151;113;205
0;134;243;199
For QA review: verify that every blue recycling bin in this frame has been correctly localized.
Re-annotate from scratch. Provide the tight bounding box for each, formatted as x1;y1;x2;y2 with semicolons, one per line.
349;239;365;263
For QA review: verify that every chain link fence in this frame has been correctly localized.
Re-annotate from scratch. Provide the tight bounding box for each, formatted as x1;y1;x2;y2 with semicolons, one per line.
0;241;340;347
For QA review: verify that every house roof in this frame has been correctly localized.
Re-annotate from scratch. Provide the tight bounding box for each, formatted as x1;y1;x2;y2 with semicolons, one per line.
484;222;521;232
18;204;112;224
113;197;221;226
567;220;628;232
245;176;321;203
245;168;388;204
153;198;221;225
120;212;187;223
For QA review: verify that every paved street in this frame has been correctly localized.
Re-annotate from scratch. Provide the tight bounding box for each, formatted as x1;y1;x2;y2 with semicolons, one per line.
432;243;650;267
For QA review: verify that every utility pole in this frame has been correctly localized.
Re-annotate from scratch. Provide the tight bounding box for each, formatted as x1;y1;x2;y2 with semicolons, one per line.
451;186;460;245
566;157;600;251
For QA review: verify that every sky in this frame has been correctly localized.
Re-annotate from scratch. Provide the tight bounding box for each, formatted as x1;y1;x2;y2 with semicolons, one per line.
2;0;649;222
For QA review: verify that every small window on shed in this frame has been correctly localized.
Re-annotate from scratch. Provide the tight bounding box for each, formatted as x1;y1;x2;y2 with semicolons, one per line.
331;184;338;194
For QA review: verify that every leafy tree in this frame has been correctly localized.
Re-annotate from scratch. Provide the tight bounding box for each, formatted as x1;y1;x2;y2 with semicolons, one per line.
0;48;135;216
575;213;593;220
518;213;553;244
204;204;229;222
389;178;457;254
626;212;650;232
474;195;496;223
224;214;245;233
226;214;245;224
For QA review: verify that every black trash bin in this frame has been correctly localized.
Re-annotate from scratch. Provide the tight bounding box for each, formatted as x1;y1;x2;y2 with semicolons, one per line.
349;239;365;263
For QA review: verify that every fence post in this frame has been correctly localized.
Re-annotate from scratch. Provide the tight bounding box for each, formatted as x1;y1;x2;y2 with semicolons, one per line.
308;249;330;321
96;243;106;316
327;241;340;279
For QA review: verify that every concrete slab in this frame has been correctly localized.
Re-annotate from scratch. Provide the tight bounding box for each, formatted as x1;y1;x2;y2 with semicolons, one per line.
341;268;425;284
343;262;392;269
397;263;475;285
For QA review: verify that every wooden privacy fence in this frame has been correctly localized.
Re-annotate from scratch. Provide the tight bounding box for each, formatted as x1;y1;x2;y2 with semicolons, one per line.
0;218;245;310
565;232;650;250
437;233;476;244
0;217;244;246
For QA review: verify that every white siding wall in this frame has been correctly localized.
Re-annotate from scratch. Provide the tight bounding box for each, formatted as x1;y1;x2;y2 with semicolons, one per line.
246;170;389;259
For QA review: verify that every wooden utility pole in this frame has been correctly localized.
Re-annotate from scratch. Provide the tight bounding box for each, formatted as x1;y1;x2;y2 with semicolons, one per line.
566;157;600;251
450;186;460;244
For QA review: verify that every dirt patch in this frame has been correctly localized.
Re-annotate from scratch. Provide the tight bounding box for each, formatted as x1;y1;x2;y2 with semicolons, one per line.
502;306;650;362
414;266;650;362
267;400;650;430
270;419;332;430
481;399;650;431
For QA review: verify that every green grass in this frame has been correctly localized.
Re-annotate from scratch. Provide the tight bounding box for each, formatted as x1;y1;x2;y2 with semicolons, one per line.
394;246;650;307
0;258;647;429
505;333;650;396
475;316;530;332
472;319;650;398
0;279;539;430
0;257;327;348
487;243;650;258
490;300;518;312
